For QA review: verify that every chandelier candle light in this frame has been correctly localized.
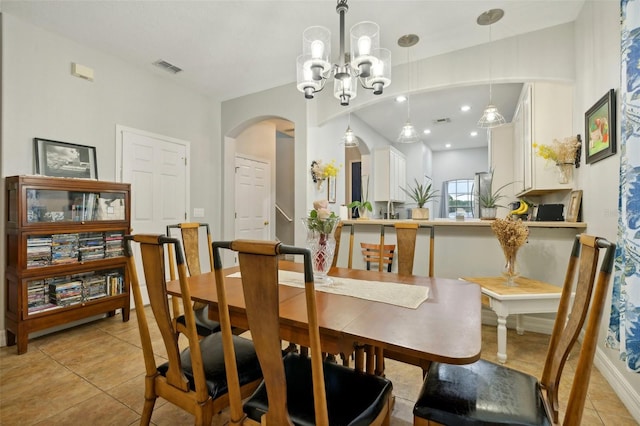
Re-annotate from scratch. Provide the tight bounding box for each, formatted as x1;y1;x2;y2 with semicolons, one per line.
296;0;391;106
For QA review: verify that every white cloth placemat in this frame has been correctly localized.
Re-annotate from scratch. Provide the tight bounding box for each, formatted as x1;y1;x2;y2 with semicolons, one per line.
226;270;428;309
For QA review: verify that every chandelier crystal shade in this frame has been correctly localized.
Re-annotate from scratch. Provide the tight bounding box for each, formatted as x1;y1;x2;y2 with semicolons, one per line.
296;0;391;106
477;9;506;129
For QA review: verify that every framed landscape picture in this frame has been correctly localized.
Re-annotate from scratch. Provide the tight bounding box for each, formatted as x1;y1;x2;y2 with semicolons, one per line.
34;138;98;179
585;89;616;164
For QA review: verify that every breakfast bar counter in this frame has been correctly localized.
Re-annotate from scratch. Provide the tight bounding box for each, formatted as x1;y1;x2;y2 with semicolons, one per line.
340;218;587;228
336;218;587;283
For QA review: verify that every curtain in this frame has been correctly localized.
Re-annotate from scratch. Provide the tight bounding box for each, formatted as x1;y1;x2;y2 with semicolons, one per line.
607;0;640;372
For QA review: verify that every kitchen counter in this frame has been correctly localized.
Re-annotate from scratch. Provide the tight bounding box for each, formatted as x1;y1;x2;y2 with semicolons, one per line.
335;218;587;282
341;218;587;228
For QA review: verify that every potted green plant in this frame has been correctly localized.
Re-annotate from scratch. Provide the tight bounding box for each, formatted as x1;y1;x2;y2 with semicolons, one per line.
347;175;372;219
401;178;440;220
478;169;513;220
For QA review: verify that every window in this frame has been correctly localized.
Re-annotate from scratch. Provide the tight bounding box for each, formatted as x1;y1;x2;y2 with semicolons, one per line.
445;179;474;218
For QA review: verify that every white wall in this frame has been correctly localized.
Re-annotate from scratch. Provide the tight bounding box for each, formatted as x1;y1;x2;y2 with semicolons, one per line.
0;14;219;331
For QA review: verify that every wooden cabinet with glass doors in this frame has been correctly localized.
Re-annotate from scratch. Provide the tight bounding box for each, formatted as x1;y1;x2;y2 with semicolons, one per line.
5;175;131;354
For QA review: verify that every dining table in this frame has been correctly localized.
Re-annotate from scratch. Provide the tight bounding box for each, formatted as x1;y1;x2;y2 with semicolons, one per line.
166;261;483;372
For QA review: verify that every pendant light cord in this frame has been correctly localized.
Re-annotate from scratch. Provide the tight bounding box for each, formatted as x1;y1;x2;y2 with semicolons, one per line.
488;24;493;103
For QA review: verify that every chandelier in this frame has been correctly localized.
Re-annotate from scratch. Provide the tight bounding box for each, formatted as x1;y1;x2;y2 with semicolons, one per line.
296;0;391;106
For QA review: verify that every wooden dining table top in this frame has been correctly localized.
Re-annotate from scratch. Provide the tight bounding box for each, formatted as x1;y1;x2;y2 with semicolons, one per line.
166;261;482;365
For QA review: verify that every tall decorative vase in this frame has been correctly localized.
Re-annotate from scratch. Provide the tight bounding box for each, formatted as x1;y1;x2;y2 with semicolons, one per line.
556;163;573;184
502;249;520;286
301;217;339;285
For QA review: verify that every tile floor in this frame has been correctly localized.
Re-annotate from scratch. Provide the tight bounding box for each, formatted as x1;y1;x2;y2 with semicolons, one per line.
0;309;637;425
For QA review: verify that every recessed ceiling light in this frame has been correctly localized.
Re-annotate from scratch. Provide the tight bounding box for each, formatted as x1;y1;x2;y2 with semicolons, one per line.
470;131;478;137
395;95;407;103
423;129;431;135
460;105;471;112
445;143;452;148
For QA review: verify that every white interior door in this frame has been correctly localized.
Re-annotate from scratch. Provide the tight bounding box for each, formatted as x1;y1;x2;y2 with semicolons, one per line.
119;128;189;304
235;156;271;243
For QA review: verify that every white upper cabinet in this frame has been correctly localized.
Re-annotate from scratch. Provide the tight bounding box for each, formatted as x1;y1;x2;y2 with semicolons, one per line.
514;82;574;196
374;146;406;202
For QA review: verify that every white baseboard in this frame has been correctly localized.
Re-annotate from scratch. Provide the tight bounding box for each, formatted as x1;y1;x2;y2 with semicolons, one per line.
0;329;6;347
594;347;640;423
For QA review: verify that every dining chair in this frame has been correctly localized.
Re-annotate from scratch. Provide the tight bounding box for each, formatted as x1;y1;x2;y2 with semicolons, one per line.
166;222;221;337
331;221;343;268
361;242;395;272
374;222;430;377
124;234;263;426
413;234;615;426
212;239;393;425
395;222;419;276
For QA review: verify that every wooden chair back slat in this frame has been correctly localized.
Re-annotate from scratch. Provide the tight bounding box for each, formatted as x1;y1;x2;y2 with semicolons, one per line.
539;234;615;424
395;223;419;276
167;223;213;313
126;234;210;400
332;221;343;268
213;239;329;426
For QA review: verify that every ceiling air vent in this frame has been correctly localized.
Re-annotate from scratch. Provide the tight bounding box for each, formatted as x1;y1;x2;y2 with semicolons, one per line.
153;59;183;74
432;117;452;125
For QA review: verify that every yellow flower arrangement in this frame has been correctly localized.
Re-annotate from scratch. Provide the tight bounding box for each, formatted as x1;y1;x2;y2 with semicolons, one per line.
311;160;342;189
533;136;580;165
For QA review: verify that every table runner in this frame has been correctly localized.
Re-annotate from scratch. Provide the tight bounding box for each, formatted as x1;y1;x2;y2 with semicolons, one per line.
226;270;428;309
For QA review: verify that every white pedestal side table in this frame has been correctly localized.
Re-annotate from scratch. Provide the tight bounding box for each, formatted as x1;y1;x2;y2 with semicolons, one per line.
462;276;564;364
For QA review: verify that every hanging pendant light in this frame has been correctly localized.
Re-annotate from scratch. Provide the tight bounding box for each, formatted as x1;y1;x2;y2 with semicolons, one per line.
342;112;359;147
397;34;420;144
477;9;506;129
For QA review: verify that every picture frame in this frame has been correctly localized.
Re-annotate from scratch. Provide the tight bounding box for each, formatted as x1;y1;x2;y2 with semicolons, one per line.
585;89;616;164
566;190;583;222
327;176;337;203
34;138;98;179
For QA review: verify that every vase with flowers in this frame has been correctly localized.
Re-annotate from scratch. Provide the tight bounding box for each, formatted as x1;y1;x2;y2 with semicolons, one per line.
310;160;342;191
490;217;529;286
301;199;340;285
533;136;581;184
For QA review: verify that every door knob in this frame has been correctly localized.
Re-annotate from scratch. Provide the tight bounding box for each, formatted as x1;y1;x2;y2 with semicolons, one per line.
264;220;269;225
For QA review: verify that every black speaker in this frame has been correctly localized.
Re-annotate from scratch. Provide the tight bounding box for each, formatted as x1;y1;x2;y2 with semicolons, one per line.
536;204;564;221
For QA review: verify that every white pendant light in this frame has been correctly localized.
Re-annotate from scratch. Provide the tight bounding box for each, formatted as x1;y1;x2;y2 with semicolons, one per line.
296;0;392;107
397;34;420;144
342;112;359;147
477;9;506;129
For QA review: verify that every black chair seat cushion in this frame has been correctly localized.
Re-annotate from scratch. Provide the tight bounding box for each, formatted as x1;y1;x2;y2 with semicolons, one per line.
157;332;261;400
244;353;393;426
413;359;551;426
175;305;221;336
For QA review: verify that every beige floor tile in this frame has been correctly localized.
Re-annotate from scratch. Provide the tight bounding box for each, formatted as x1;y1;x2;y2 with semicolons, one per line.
33;392;140;426
108;373;168;415
0;309;636;425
